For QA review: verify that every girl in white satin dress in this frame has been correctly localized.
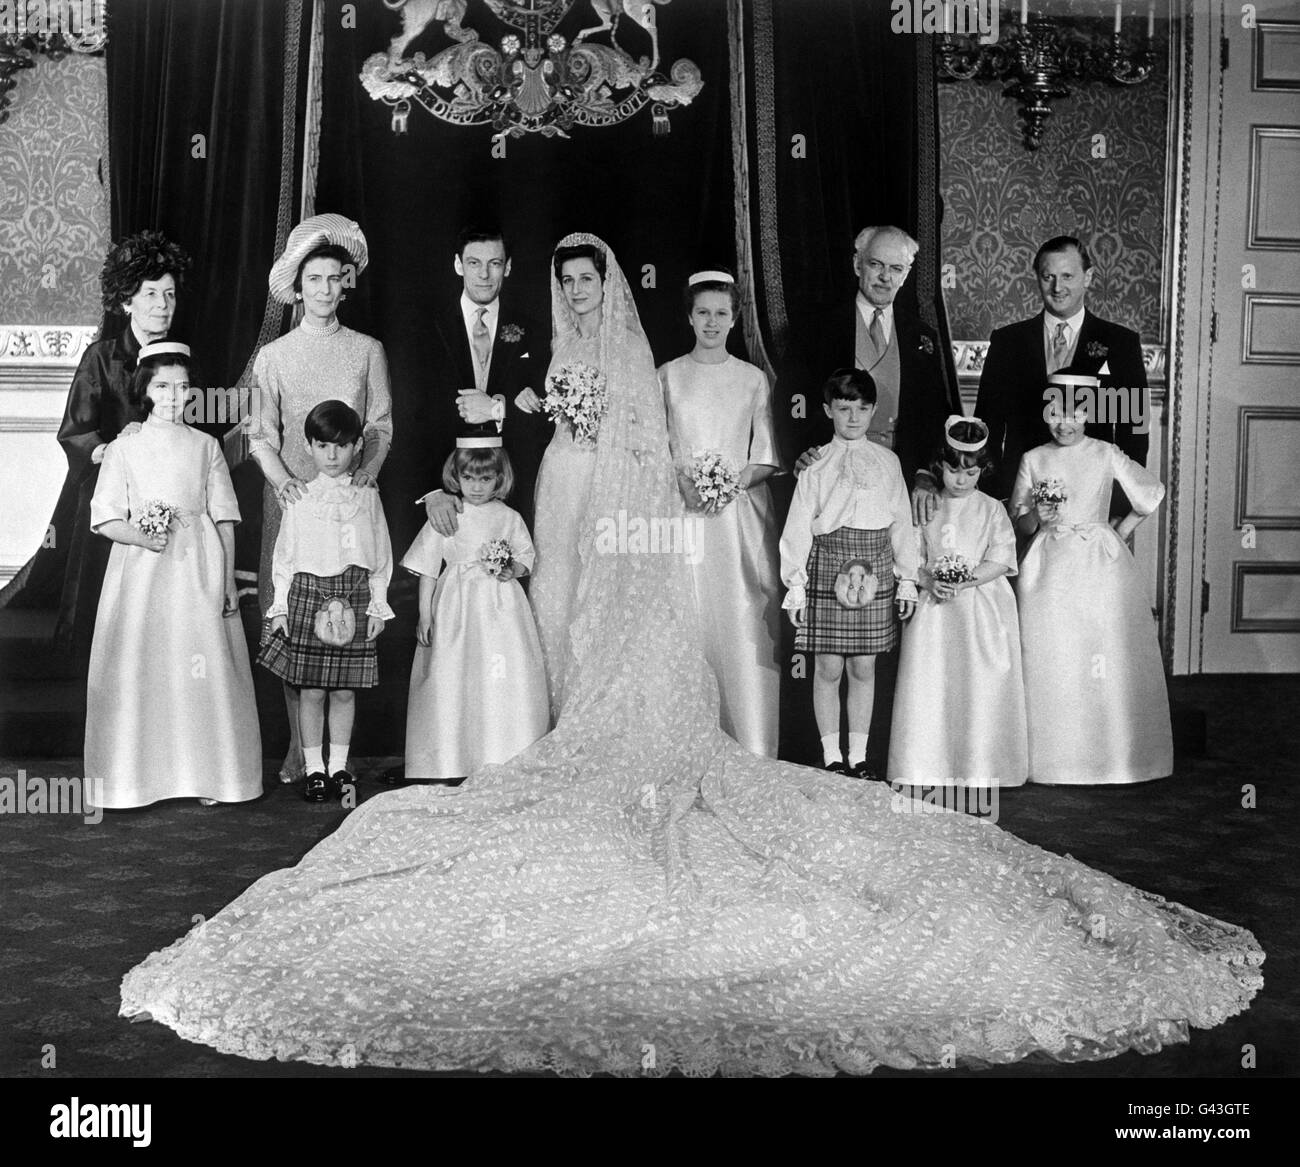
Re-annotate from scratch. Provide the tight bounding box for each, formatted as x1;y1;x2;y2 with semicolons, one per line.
888;417;1028;787
1011;383;1173;785
401;440;547;779
658;271;783;757
85;343;261;808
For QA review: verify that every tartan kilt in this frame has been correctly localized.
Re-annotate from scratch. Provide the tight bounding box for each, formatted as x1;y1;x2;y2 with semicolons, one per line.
256;565;379;689
794;526;898;656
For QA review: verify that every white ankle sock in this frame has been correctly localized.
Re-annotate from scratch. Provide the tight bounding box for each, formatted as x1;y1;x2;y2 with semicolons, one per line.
329;743;350;773
847;732;869;766
303;746;325;773
821;734;843;766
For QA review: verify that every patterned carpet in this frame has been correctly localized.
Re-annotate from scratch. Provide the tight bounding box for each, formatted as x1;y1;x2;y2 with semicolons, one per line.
0;675;1295;1078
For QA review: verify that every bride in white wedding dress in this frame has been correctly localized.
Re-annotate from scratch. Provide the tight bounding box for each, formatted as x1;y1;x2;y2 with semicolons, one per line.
120;234;1263;1076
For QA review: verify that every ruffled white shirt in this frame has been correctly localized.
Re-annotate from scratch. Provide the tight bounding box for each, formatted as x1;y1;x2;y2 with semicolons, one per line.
779;436;918;609
266;473;395;620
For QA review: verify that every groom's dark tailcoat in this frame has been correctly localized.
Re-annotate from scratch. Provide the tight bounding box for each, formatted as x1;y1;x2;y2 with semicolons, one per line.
415;297;551;531
782;297;957;487
975;309;1148;501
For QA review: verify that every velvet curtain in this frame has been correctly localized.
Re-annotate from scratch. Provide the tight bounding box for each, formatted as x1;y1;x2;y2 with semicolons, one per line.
750;0;954;364
105;0;308;427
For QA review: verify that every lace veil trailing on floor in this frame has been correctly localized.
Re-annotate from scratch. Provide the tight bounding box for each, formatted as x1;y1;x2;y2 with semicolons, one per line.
119;236;1263;1077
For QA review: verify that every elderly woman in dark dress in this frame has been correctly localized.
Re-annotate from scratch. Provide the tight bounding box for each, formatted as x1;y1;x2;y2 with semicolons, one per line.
0;231;191;653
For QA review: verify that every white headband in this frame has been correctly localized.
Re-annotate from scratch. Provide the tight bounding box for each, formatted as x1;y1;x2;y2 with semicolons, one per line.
456;435;502;449
687;270;735;287
944;414;988;453
139;341;191;360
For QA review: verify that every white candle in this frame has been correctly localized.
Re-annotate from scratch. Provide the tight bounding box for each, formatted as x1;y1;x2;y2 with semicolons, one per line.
1147;2;1155;37
1021;0;1029;23
1114;3;1122;33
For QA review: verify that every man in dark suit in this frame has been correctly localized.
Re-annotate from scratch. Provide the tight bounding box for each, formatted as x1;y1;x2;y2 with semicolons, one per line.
976;235;1149;501
419;227;549;534
788;224;957;524
383;227;547;784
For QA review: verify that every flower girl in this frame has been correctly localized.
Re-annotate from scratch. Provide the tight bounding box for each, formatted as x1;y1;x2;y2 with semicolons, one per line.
256;400;394;801
401;437;548;780
1011;372;1173;784
888;417;1028;787
85;342;262;808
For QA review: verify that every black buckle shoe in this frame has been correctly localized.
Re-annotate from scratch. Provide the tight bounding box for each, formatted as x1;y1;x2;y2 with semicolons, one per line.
303;772;330;802
824;760;850;774
329;770;354;800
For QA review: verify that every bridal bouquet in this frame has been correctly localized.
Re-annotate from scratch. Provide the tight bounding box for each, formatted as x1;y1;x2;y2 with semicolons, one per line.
543;361;608;446
689;449;743;509
135;499;179;540
478;538;515;581
930;554;975;585
1030;477;1068;508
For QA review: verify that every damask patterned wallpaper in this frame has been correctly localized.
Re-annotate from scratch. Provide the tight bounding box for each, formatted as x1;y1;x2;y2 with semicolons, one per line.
0;55;110;325
938;41;1169;342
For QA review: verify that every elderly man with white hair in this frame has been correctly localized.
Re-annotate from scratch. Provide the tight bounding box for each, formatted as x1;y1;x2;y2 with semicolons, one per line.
789;225;957;526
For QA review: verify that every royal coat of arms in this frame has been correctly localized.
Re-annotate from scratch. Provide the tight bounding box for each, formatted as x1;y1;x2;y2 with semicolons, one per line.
362;0;704;140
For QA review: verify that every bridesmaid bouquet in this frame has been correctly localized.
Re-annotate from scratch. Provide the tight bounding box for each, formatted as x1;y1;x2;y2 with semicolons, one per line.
689;450;743;509
1030;477;1068;508
543;362;608;446
135;499;179;540
478;538;515;580
931;554;975;585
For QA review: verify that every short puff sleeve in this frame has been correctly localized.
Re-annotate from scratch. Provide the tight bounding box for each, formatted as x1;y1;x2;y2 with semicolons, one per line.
1109;443;1165;517
205;437;242;524
89;440;130;530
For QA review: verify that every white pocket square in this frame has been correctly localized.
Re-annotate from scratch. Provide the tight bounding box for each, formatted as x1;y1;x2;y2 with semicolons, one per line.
1098;360;1110;375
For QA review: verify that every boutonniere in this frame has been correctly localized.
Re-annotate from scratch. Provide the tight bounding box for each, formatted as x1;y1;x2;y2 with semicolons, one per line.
498;323;525;344
918;335;935;355
1086;340;1108;359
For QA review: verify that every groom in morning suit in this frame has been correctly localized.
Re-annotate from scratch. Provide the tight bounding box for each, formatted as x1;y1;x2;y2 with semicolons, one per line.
975;235;1149;502
419;227;549;534
383;227;547;786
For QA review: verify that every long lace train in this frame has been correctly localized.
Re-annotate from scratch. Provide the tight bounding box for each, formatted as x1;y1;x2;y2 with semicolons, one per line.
119;234;1263;1075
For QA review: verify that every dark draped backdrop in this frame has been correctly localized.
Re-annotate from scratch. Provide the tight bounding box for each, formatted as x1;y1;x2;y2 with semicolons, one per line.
100;0;953;763
106;0;309;409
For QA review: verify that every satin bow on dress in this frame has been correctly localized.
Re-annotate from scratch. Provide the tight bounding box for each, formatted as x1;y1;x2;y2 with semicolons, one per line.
1011;437;1172;785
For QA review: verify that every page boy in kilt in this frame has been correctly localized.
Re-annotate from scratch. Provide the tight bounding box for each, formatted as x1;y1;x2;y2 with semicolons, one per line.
779;369;918;778
257;400;395;801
